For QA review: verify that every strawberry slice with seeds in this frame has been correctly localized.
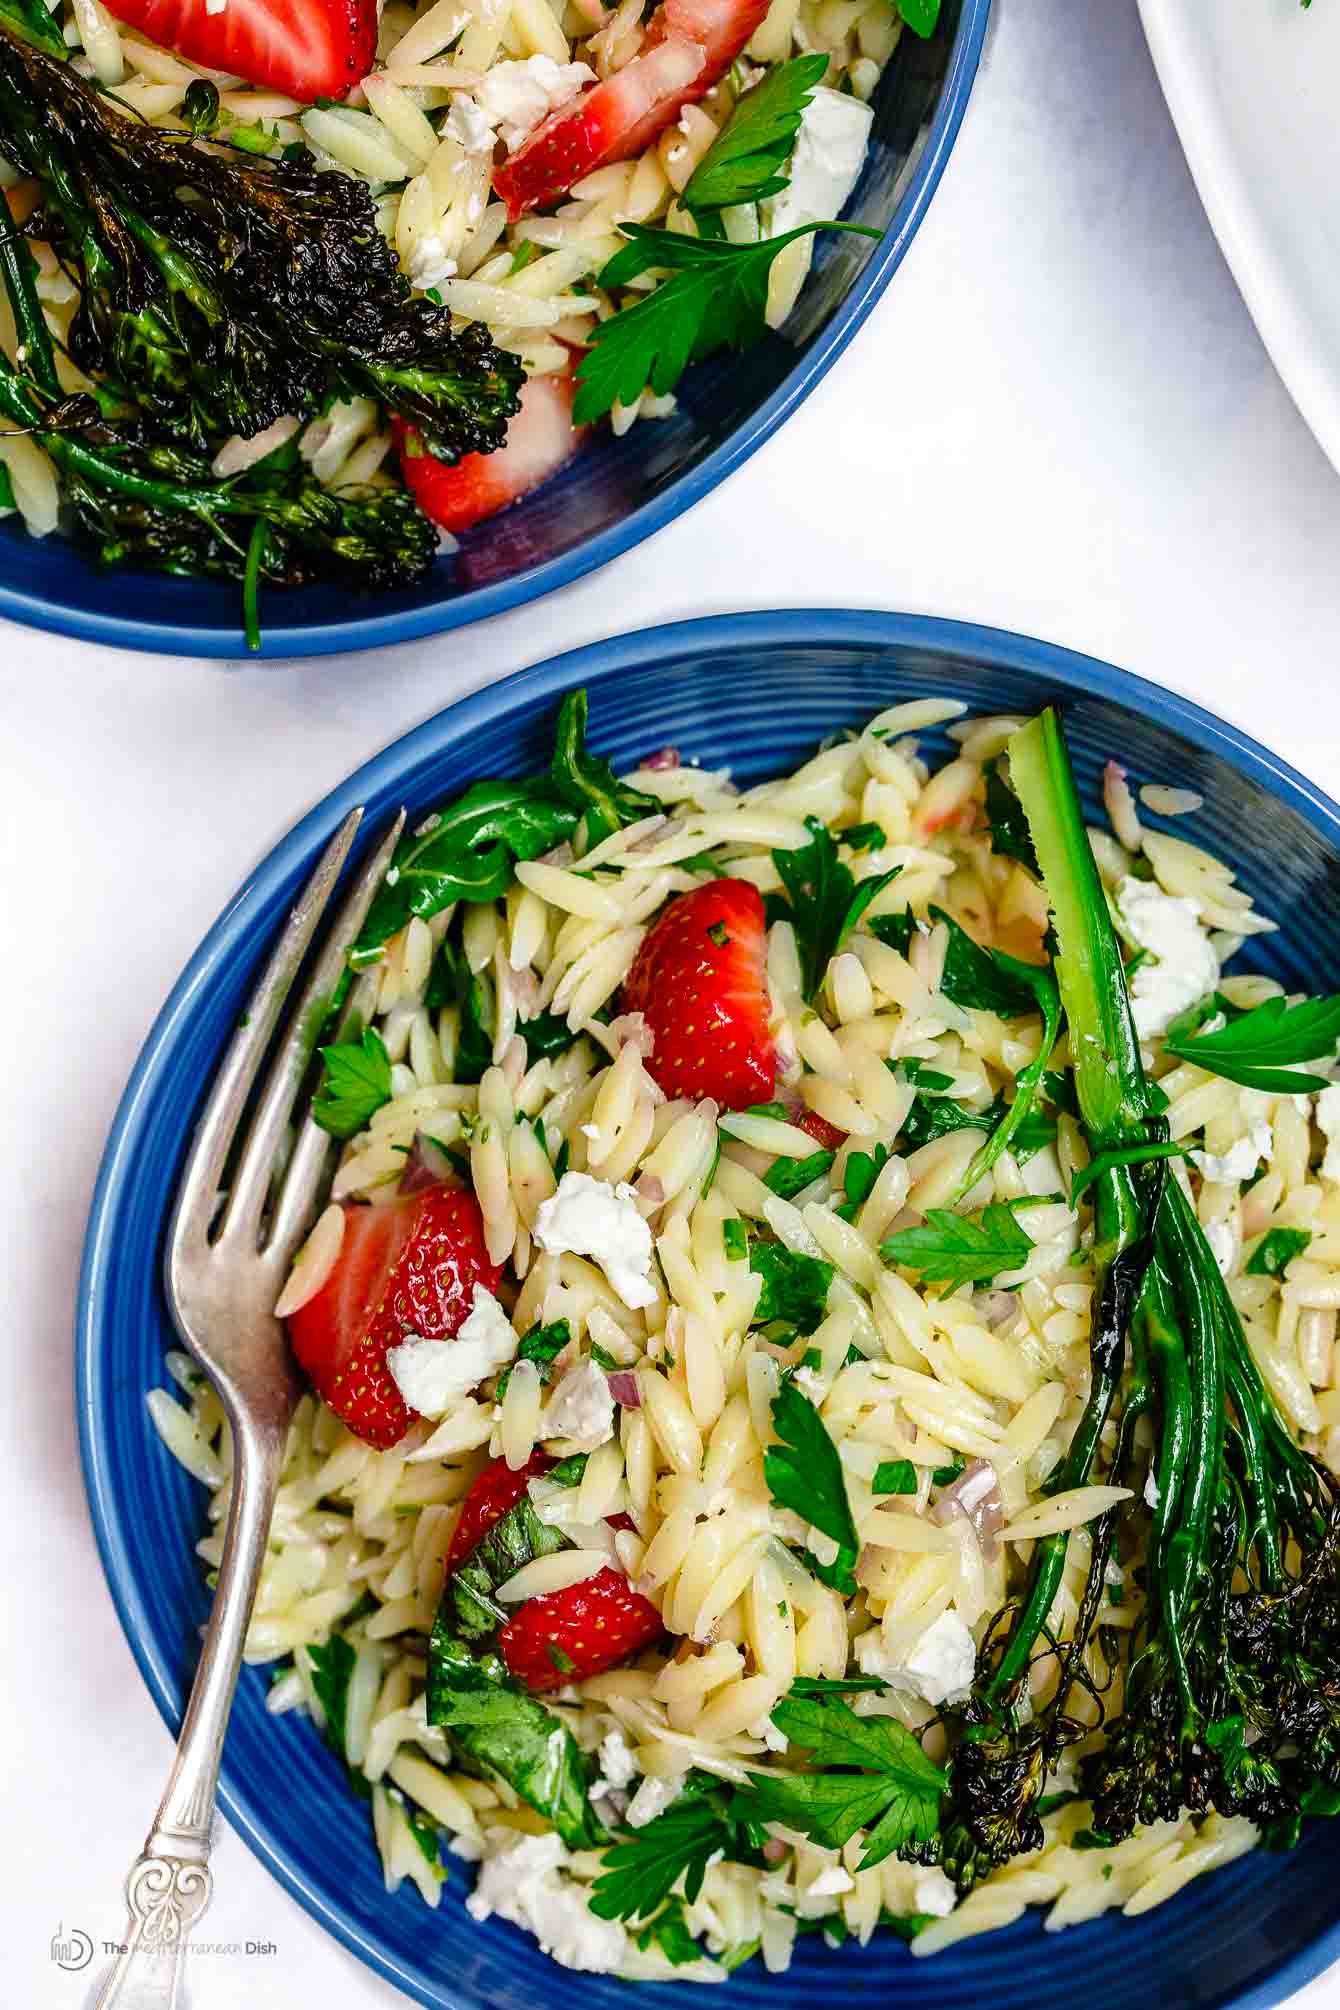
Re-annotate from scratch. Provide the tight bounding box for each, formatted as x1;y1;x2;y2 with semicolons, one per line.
621;878;775;1111
493;0;772;220
394;376;582;535
797;1109;846;1152
447;1450;555;1573
286;1183;501;1450
102;0;377;101
498;1567;663;1691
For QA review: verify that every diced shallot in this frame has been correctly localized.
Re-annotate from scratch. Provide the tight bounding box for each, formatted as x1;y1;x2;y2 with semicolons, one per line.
930;1457;1005;1560
400;1132;455;1195
640;746;680;771
607;1370;642;1407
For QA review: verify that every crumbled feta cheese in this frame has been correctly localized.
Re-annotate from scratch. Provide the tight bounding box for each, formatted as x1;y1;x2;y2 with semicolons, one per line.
913;1869;957;1918
385;1285;517;1417
445;92;497;153
535;1171;656;1308
466;1832;627;1972
762;86;873;241
1318;1085;1340;1184
543;1358;616;1451
749;1716;789;1754
1202;1217;1238;1276
590;1727;638;1801
626;1774;682;1828
449;56;595;158
449;1833;485;1861
1145;1470;1160;1509
1192;1120;1273;1186
1115;876;1220;1040
805;1864;854;1898
407;233;458;294
857;1610;976;1707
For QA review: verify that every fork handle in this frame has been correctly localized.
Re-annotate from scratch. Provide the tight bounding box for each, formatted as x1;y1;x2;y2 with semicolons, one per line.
97;1415;286;2009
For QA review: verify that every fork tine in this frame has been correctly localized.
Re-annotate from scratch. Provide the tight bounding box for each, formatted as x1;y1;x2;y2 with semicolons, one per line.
169;811;364;1260
216;809;406;1257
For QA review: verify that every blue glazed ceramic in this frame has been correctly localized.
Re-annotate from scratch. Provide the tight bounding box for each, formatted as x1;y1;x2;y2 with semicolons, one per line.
0;4;989;660
78;612;1340;2009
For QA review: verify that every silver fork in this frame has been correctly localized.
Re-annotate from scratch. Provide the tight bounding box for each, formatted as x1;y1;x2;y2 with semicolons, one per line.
96;805;404;2010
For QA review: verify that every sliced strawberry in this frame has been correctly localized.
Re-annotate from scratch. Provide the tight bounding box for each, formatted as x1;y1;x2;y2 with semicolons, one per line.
493;0;772;220
499;1567;663;1691
286;1183;502;1450
394;376;582;535
798;1109;846;1152
621;879;775;1111
447;1450;554;1573
102;0;376;100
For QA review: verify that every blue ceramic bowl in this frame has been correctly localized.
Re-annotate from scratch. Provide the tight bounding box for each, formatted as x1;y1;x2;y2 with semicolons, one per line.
0;7;989;660
78;611;1340;2009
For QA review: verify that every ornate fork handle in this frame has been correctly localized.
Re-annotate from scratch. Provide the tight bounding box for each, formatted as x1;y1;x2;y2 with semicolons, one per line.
97;1409;286;2010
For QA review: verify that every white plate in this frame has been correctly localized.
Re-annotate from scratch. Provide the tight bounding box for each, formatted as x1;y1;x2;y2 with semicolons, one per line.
1139;0;1340;473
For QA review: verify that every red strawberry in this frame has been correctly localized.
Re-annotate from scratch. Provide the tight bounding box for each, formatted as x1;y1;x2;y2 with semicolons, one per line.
447;1450;554;1573
102;0;376;101
493;0;771;220
498;1567;663;1692
286;1183;501;1450
798;1109;846;1152
621;879;775;1111
395;376;582;536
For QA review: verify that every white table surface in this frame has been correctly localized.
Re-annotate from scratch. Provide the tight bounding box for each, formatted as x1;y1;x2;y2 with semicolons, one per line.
5;0;1340;2002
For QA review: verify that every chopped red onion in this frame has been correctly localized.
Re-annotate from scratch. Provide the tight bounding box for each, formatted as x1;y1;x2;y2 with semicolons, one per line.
971;1288;1019;1331
640;746;680;771
762;1838;788;1863
607;1371;641;1408
585;1011;656;1060
930;1457;1005;1560
537;840;575;869
399;1132;453;1195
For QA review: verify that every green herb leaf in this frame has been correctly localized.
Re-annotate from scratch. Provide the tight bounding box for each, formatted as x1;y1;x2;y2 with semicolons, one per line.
931;1459;965;1487
1245;1227;1313;1277
743;1694;946;1868
983;756;1039;872
683;55;829;211
425;1626;604;1849
446;1494;569;1639
308;1633;357;1759
312;1026;392;1138
495;1317;571;1401
765;1381;859;1593
843;822;887;852
590;1778;740;1922
881;1200;1035;1290
873;1458;917;1495
788;1675;889;1695
932;907;1051;1019
723;1218;749;1262
426;939;495;1081
764;1148;835;1199
749;1241;834;1333
1163;993;1340;1094
633;1898;705;1965
844;1141;893;1207
901;1089;1005;1152
896;0;941;35
869;910;915;957
770;816;902;1000
549;688;658;844
573;219;880;425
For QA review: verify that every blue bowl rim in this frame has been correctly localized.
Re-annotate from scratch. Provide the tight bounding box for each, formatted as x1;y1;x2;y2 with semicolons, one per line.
76;607;1340;2008
0;2;991;662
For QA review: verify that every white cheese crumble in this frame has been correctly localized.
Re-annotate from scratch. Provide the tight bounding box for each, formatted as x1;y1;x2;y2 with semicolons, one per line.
445;92;496;153
626;1774;682;1829
543;1357;616;1451
448;56;595;157
466;1832;627;1972
1318;1085;1340;1184
913;1868;958;1918
856;1610;976;1707
384;1285;518;1417
590;1727;638;1801
762;86;873;241
1192;1120;1273;1186
534;1171;656;1308
805;1864;854;1898
1145;1470;1160;1509
1115;876;1220;1040
406;233;458;294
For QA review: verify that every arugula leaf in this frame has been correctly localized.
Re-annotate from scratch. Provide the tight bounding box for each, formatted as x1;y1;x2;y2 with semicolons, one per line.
901;1089;1005;1152
1162;993;1340;1094
764;1148;835;1199
749;1241;834;1332
633;1899;705;1966
932;907;1050;1018
766;1381;859;1593
573;219;880;425
1010;1107;1058;1162
1245;1227;1312;1277
770;817;902;1000
683;54;829;212
900;1059;954;1090
844;1141;893;1207
873;1458;917;1495
426;940;495;1081
896;0;941;35
518;1008;582;1064
312;1026;392;1138
743;1694;946;1868
590;1778;740;1922
308;1633;357;1759
549;687;658;844
882;1200;1035;1290
496;1317;571;1399
425;1626;604;1849
948;954;1061;1202
983;756;1039;873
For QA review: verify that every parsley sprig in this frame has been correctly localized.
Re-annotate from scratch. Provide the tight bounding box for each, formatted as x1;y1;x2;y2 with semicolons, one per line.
590;1776;758;1923
765;1380;859;1593
312;1025;391;1138
769;817;901;1000
1162;992;1340;1094
744;1692;947;1867
682;55;830;213
882;1200;1036;1291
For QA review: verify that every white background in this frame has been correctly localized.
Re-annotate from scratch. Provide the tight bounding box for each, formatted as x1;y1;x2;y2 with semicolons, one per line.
4;0;1339;2002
